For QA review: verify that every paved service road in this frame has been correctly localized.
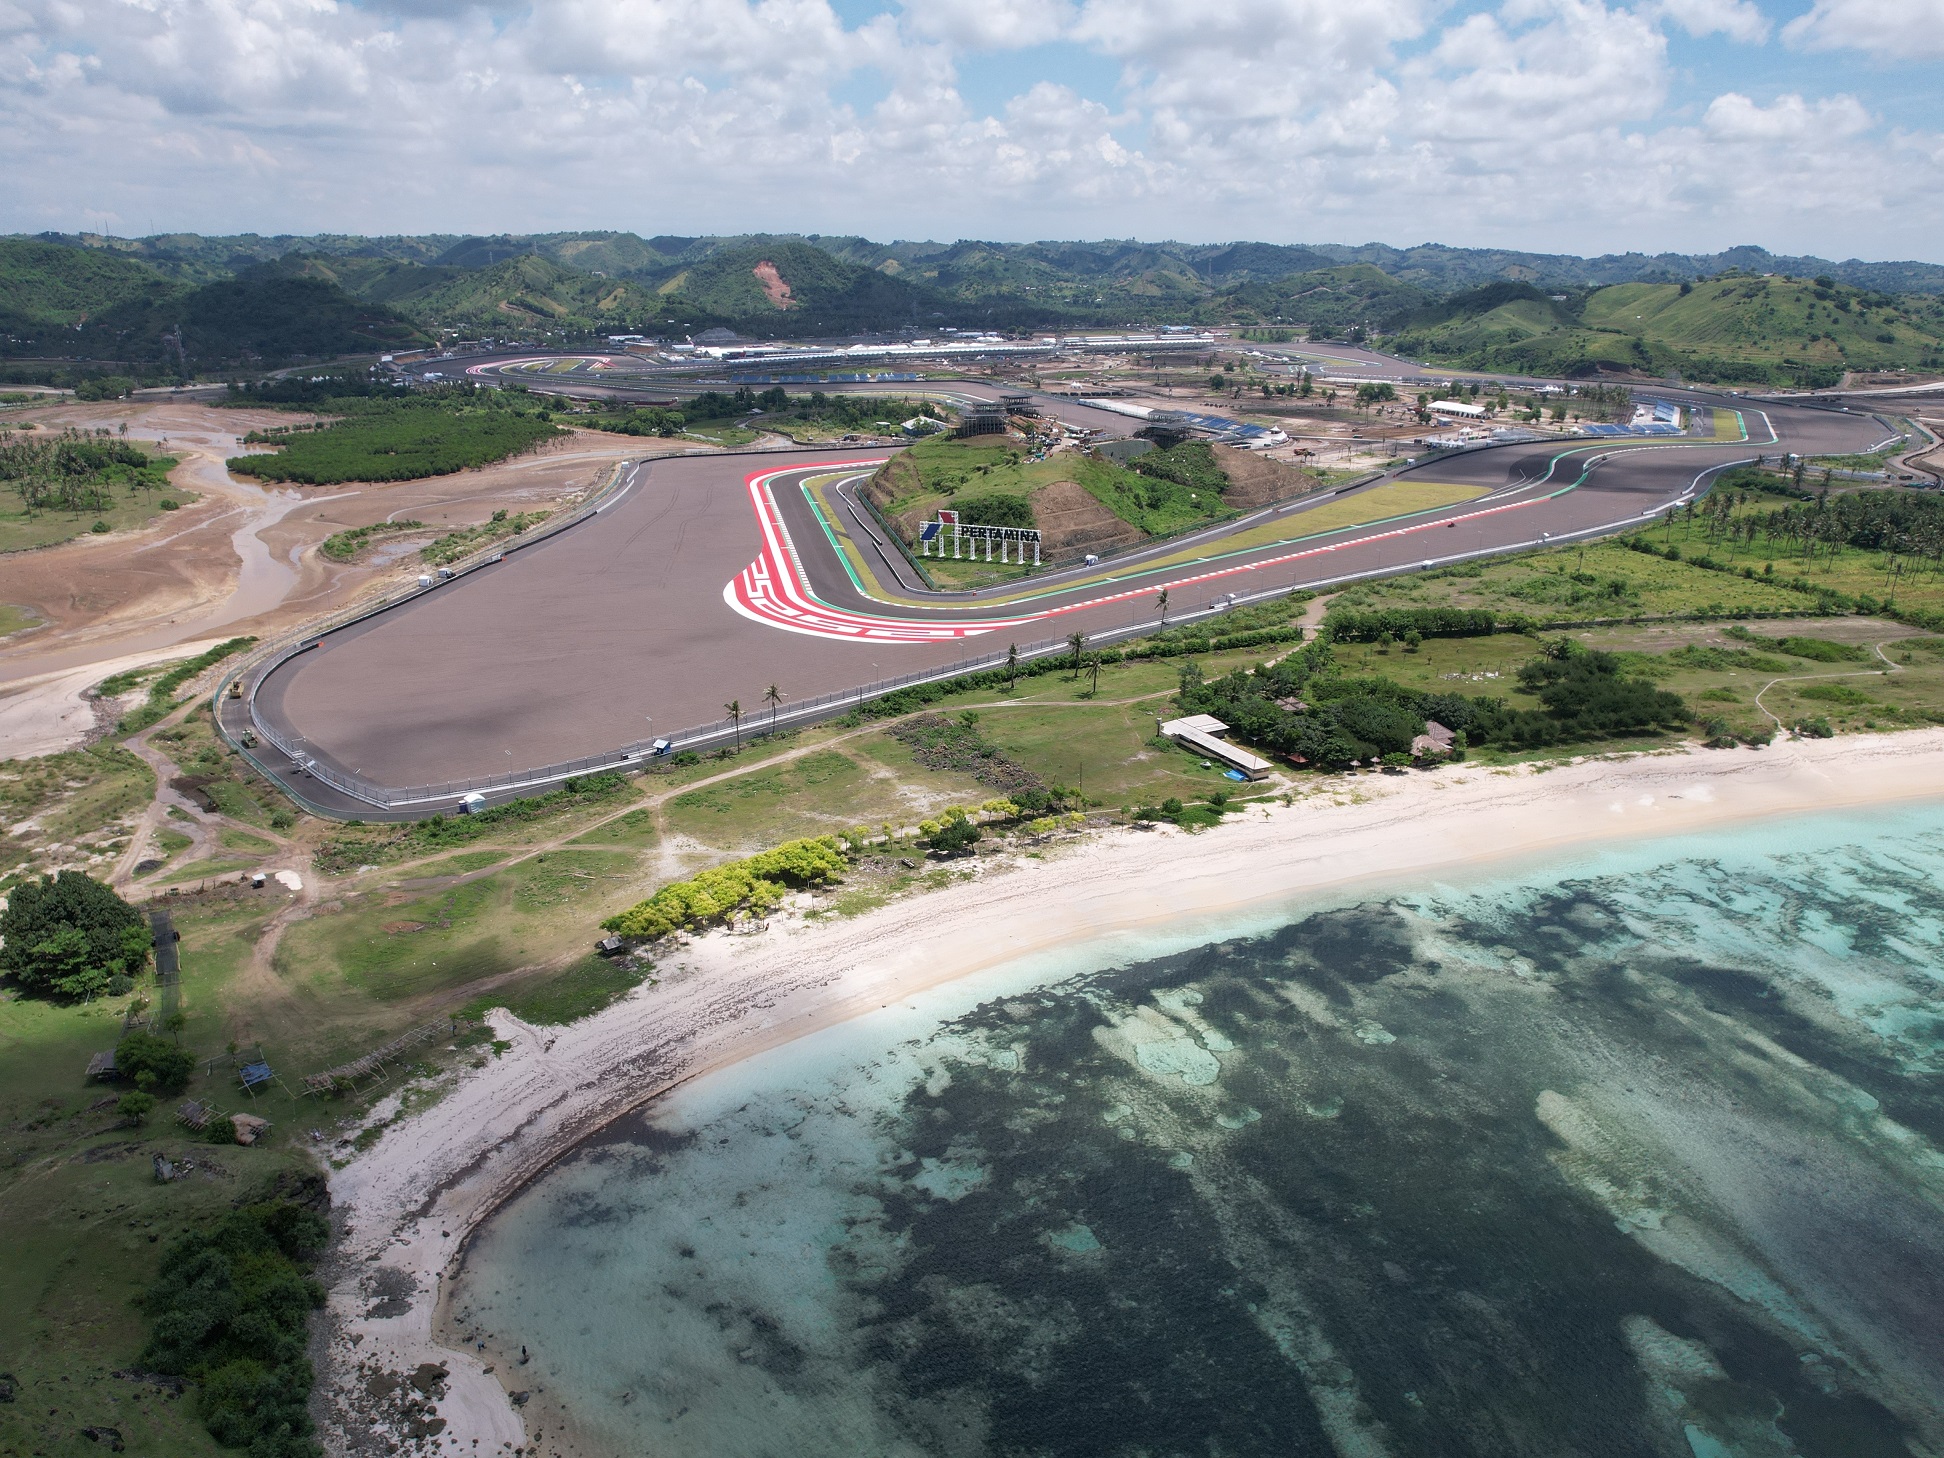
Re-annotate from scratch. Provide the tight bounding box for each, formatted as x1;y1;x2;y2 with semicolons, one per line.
250;388;1893;806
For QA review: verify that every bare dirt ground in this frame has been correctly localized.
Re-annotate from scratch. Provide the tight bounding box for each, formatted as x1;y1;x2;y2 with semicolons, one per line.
0;400;685;758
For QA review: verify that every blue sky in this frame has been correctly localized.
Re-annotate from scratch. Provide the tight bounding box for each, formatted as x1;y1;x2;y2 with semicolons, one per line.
3;0;1941;260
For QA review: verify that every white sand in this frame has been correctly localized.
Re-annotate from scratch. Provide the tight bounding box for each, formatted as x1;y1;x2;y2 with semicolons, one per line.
0;639;224;761
318;731;1944;1453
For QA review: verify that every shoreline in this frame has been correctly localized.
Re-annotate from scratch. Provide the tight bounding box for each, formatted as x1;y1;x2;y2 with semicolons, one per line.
317;729;1944;1456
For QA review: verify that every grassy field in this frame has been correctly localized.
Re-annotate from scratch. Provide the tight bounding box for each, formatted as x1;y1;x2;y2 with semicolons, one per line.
0;434;190;553
873;432;1236;540
0;603;40;637
1319;618;1937;750
1333;477;1944;630
0;746;155;892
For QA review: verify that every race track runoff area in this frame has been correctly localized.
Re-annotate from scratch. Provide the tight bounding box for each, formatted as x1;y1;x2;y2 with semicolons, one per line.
246;392;1888;808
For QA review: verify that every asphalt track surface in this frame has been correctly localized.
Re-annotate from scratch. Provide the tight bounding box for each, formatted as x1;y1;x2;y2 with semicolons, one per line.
253;386;1890;806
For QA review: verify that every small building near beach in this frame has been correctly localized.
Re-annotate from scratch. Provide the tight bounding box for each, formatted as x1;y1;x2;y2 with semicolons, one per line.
1157;714;1272;780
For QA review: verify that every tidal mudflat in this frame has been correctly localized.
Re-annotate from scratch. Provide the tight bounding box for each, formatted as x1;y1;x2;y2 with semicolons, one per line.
450;805;1944;1457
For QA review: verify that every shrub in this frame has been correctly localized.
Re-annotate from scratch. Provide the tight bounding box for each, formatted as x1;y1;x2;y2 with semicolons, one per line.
0;870;149;999
929;817;981;855
140;1191;329;1458
602;836;850;940
951;492;1035;530
116;1090;156;1125
117;1031;196;1094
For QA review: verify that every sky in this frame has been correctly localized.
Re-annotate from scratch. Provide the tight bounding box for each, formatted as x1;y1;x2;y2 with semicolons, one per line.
3;0;1942;261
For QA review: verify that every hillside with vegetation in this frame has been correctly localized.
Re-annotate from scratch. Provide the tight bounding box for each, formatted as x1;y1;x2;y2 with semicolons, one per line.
0;239;428;371
9;230;1944;381
1387;276;1944;386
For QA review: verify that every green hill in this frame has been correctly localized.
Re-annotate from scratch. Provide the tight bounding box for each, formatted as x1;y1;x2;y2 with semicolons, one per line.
10;230;1944;379
1216;264;1429;332
96;275;428;367
1389;275;1944;385
0;238;179;339
0;238;427;369
644;240;934;335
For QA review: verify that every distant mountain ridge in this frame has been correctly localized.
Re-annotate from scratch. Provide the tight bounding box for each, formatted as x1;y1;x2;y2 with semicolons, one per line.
6;229;1943;380
30;230;1944;296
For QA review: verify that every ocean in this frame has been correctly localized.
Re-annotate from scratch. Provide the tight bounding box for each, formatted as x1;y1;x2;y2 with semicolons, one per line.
448;806;1944;1457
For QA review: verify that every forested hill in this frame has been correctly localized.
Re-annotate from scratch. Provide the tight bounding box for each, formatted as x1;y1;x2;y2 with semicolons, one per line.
0;238;428;370
5;228;1944;383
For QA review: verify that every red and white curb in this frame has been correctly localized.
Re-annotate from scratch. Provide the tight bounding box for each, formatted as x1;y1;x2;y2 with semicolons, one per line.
722;462;1561;645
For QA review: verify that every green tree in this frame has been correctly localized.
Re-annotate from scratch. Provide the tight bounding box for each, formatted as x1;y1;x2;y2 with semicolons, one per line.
117;1090;156;1125
1068;631;1086;673
724;698;742;749
0;870;148;999
929;817;981;856
763;683;783;731
116;1030;196;1094
1005;642;1019;689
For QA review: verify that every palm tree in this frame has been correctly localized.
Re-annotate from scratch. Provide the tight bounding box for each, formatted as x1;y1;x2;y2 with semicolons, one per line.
764;683;783;731
725;699;742;749
1088;654;1102;698
1068;631;1086;675
1157;587;1170;626
1005;642;1019;690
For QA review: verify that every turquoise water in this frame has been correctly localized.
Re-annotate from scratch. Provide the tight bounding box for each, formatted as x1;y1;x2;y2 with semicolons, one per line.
451;808;1944;1457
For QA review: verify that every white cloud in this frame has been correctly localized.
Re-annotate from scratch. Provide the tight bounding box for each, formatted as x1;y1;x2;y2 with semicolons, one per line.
1650;0;1769;43
1783;0;1944;60
897;0;1074;50
0;0;1937;259
1703;90;1872;142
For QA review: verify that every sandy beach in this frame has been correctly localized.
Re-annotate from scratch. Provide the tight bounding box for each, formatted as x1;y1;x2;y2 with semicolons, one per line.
318;730;1944;1456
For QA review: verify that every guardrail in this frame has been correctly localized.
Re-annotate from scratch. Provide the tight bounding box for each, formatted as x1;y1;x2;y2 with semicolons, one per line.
213;458;641;793
226;582;1285;811
217;435;1742;818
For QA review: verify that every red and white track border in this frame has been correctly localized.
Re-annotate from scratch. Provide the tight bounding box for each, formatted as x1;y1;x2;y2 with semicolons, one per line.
721;458;1656;646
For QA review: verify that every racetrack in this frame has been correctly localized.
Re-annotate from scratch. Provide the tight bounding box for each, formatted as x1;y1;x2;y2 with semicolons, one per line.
246;388;1891;810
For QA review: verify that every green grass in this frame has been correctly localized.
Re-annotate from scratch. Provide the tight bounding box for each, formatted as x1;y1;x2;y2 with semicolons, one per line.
0;602;41;637
0;893;310;1458
414;850;510;877
872;432;1235;541
0;746;155;890
421;508;549;566
1330;535;1814;624
116;638;255;734
227;401;561;485
160;857;255;884
463;953;652;1027
314;774;638;875
0;466;193;553
567;806;657;849
321;518;426;561
665;748;907;850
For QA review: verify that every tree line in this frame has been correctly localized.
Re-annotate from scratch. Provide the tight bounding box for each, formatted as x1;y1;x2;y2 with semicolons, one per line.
0;428;173;513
